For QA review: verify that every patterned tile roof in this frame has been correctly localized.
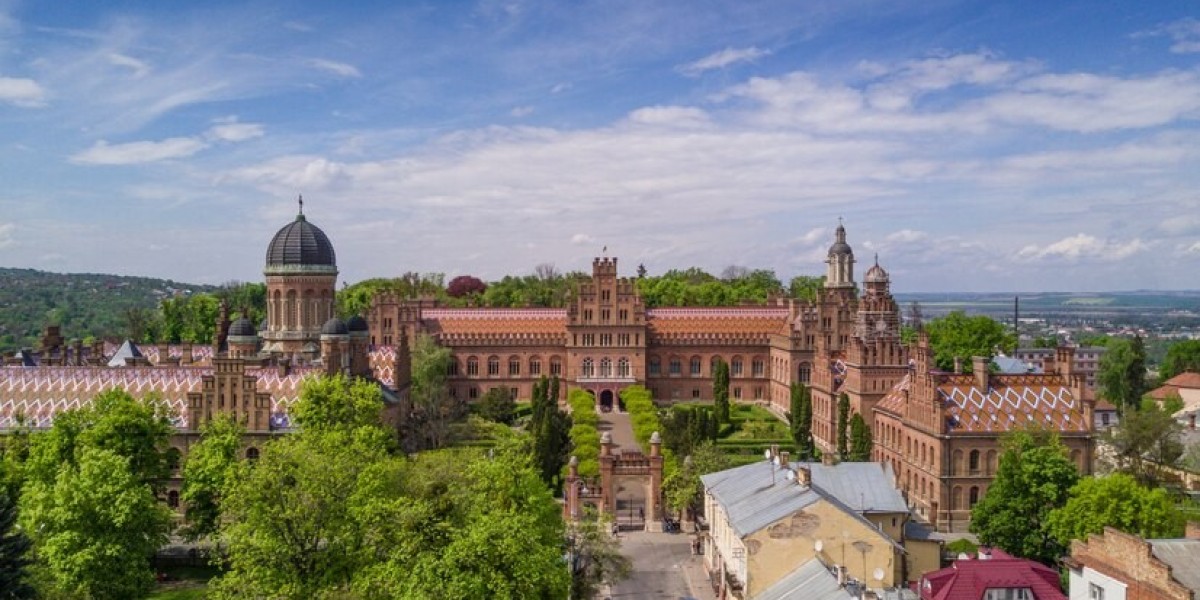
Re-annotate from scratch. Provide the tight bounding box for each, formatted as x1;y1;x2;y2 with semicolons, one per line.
422;308;567;337
875;374;910;416
647;307;788;338
938;374;1088;434
0;366;316;429
102;341;216;364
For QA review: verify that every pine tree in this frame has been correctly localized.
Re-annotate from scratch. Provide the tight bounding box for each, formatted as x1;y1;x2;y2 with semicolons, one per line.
0;489;34;599
848;413;872;461
790;384;814;460
713;359;730;424
836;393;850;459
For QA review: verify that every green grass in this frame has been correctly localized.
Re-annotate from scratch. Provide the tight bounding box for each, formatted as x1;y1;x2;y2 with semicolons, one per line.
149;587;207;600
149;564;220;599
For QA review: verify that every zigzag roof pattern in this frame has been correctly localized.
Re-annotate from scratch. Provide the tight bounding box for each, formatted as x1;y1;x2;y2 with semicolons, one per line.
646;307;788;338
0;366;318;430
938;373;1088;434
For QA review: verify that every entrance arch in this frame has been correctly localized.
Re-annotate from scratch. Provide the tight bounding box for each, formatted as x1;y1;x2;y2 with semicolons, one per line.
599;389;615;412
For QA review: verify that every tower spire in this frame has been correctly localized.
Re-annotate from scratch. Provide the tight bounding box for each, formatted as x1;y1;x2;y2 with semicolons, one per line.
298;194;304;216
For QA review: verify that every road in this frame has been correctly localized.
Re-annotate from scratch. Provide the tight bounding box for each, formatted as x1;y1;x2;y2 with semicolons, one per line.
607;531;716;600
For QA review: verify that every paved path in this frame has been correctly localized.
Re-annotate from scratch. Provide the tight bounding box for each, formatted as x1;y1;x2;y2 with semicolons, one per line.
607;531;716;600
597;410;640;452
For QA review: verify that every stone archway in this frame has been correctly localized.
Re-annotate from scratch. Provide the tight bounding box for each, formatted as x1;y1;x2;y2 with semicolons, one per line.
599;389;615;412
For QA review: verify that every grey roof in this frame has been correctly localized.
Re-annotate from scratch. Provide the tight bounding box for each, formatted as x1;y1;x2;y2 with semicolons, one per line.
903;520;947;542
994;356;1036;374
266;214;336;268
321;317;349;336
106;340;144;367
346;315;368;332
1149;539;1200;592
754;559;854;600
700;460;907;539
229;317;256;337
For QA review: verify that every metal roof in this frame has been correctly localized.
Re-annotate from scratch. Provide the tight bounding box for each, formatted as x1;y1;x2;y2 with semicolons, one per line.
265;214;336;268
1149;539;1200;592
753;559;854;600
106;340;144;367
801;461;908;514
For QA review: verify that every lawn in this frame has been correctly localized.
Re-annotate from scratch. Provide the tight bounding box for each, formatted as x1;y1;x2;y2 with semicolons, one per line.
149;564;221;599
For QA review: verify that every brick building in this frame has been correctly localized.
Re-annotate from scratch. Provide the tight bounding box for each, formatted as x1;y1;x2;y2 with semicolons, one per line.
1066;524;1200;600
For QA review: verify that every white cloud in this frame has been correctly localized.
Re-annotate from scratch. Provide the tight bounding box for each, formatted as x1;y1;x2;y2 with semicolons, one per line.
108;53;150;78
570;233;595;245
205;121;264;142
1016;234;1148;262
626;106;709;128
307;58;362;78
885;229;928;244
1161;214;1200;236
510;105;534;117
1187;241;1200;254
70;137;210;165
0;223;14;249
550;82;571;94
0;76;46;107
678;46;769;76
1138;17;1200;54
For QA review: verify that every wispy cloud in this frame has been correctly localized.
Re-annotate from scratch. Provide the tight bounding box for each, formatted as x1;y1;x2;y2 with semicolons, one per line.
107;52;150;78
678;46;769;76
0;76;46;107
0;223;15;249
307;58;362;78
70;119;264;165
1136;17;1200;54
1016;234;1148;262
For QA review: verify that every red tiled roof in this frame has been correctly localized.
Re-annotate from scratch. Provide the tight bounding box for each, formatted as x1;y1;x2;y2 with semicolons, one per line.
940;373;1088;434
920;549;1065;600
422;308;567;337
646;307;788;337
1147;371;1200;399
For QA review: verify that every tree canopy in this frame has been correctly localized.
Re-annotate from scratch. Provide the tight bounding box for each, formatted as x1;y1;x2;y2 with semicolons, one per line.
790;383;815;461
1160;339;1200;382
1104;398;1184;485
924;311;1016;372
1046;473;1184;546
1097;336;1148;411
0;489;34;599
179;415;244;540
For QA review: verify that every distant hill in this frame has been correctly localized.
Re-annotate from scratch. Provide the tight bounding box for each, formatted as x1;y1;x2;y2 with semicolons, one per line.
0;267;217;353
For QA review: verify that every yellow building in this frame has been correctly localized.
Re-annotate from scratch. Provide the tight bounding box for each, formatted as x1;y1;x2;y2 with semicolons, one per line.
701;453;941;599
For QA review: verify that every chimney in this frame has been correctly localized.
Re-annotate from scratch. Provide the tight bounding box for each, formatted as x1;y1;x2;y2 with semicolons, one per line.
1186;521;1200;540
795;464;811;486
972;356;989;390
779;451;790;468
650;431;662;457
822;452;837;466
1190;414;1196;431
953;356;963;374
277;359;290;377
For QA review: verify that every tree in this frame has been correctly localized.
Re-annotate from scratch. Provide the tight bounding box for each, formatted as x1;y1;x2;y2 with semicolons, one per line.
712;358;730;424
1104;398;1184;485
478;387;517;425
924;311;1016;372
407;334;460;451
789;275;824;302
446;275;487;298
790;384;815;460
1046;473;1184;547
567;510;631;600
836;393;850;459
848;413;872;461
1160;339;1200;382
289;373;386;434
1097;336;1148;412
179;415;244;540
969;431;1079;564
20;447;172;600
0;489;34;599
662;443;732;517
636;263;647;279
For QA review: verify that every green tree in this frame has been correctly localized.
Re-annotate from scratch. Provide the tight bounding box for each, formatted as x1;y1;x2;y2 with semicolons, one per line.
1098;336;1148;412
924;311;1016;372
179;415;244;540
790;383;814;460
712;358;730;424
662;443;732;517
289;372;386;434
20;447;172;600
969;431;1079;564
0;489;34;599
407;334;459;451
788;275;824;302
1046;473;1184;546
848;413;872;461
1104;398;1184;485
567;510;631;600
836;393;850;459
478;387;517;425
0;417;33;502
1160;339;1200;382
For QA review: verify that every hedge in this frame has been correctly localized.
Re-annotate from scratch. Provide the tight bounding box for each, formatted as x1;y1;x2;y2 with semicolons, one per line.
567;389;600;478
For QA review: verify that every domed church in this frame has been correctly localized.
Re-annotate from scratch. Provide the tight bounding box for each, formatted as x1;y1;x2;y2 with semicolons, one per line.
259;197;339;359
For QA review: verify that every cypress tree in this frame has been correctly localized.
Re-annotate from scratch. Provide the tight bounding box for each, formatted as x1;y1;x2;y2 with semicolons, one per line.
848;413;873;461
0;489;34;599
713;359;731;424
836;393;850;459
790;383;814;460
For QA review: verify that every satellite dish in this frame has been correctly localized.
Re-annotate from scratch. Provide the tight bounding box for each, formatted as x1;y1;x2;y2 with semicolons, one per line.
814;540;824;553
873;568;885;581
773;456;781;466
784;470;795;482
764;449;772;460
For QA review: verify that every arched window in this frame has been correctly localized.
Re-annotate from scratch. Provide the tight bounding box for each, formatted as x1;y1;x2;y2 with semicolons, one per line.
487;356;500;376
582;358;595;378
529;357;542;376
711;356;722;375
447;359;459;376
599;358;612;377
952;486;962;510
986;450;998;475
617;358;630;378
798;362;811;384
467;357;479;376
969;486;980;507
549;356;563;376
731;356;744;377
969;449;981;474
952;449;964;475
669;357;682;375
649;356;661;376
920;445;926;466
690;356;702;376
508;356;521;377
167;490;180;509
246;447;260;461
751;358;765;377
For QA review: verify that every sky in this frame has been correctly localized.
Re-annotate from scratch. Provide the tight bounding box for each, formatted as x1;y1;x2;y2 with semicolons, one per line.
0;0;1198;292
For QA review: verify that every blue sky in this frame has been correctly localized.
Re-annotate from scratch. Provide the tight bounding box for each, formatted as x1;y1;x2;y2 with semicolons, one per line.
1;0;1198;292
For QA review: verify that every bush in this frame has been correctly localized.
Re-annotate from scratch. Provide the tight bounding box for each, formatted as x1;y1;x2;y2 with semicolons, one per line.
946;538;979;556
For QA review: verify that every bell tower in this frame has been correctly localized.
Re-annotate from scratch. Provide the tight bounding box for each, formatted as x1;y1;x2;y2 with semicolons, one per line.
824;220;856;290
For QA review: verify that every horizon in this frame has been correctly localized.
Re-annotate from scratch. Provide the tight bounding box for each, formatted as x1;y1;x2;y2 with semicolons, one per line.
1;2;1199;292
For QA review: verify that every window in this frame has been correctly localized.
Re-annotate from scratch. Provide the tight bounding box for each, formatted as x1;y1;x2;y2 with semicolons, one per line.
798;363;811;383
754;386;763;400
509;356;521;376
731;357;744;376
733;387;742;399
1088;583;1105;600
167;490;180;509
529;358;542;376
618;333;630;346
969;486;979;507
690;356;701;376
550;357;562;376
969;449;980;473
619;309;628;322
601;290;610;301
447;360;459;376
600;334;612;346
692;389;700;399
649;357;661;376
246;447;260;461
467;357;479;376
582;358;595;378
487;356;500;376
617;358;630;378
669;358;682;375
601;309;610;322
599;358;612;377
469;387;479;399
752;358;765;377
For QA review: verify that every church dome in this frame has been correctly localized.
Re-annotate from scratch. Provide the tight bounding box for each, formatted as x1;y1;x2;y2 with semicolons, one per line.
321;317;349;336
865;257;889;283
346;315;368;333
229;317;257;337
827;223;853;256
265;208;336;271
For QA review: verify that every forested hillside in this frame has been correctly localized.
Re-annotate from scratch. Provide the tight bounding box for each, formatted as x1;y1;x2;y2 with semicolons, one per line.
0;268;217;352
